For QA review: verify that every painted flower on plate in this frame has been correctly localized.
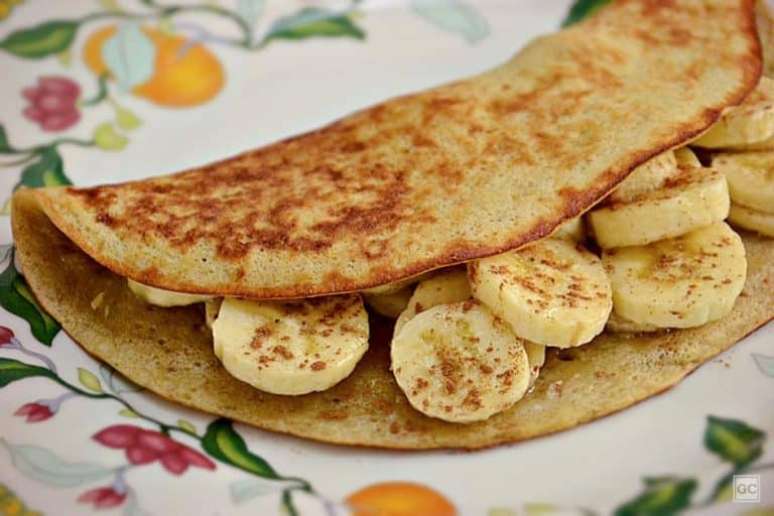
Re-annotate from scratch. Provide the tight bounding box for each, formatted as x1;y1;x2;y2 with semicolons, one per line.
0;326;14;347
77;486;126;509
14;402;54;423
93;425;216;475
22;77;81;132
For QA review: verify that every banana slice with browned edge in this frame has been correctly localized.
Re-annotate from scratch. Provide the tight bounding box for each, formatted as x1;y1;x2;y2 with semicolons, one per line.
588;167;729;248
692;77;774;149
523;341;546;387
712;152;774;214
391;300;530;423
469;239;612;348
552;217;585;241
364;287;413;318
128;279;213;307
212;295;369;395
602;222;746;329
394;268;471;338
675;147;702;167
608;150;678;204
605;311;660;334
728;203;774;236
205;299;222;329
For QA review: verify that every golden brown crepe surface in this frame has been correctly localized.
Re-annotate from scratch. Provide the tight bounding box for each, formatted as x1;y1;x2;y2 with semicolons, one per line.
13;190;773;449
34;0;761;299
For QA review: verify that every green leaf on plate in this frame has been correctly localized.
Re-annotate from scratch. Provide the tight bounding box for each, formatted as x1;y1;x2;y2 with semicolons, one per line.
114;105;142;131
562;0;612;27
17;147;72;189
411;0;490;44
0;249;60;346
77;368;103;393
229;477;285;505
0;125;11;153
101;22;156;91
704;416;765;467
263;7;365;45
753;353;774;377
709;471;735;504
93;122;128;151
237;0;266;30
614;476;697;516
202;418;279;478
177;418;197;435
119;408;139;418
0;438;112;487
0;20;79;59
0;357;56;387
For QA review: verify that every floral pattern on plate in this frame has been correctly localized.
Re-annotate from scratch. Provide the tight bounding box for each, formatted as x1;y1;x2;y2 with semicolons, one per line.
0;0;772;515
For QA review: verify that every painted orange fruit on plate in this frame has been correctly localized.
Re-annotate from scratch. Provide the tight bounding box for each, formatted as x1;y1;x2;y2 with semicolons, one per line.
346;482;456;516
83;25;224;107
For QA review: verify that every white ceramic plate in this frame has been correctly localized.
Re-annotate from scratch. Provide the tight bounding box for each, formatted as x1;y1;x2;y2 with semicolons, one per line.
0;1;772;514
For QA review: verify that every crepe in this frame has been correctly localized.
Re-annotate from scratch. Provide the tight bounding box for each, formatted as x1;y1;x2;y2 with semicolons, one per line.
11;190;773;449
33;0;761;300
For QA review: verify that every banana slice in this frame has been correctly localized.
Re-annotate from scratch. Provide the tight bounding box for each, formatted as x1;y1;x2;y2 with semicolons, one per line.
728;133;774;151
758;0;774;78
675;147;701;167
728;203;774;237
363;271;433;295
128;279;212;307
364;278;414;295
205;298;222;329
605;311;660;334
523;341;545;387
468;239;611;348
712;152;774;213
212;295;369;395
364;287;413;318
692;77;774;149
602;222;747;329
552;217;585;241
391;300;530;423
588;167;730;248
394;268;471;338
608;150;678;204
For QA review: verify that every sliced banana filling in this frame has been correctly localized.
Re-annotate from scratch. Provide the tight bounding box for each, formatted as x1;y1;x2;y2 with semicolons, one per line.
712;151;774;214
122;76;774;424
393;269;471;338
602;222;746;329
552;216;585;241
608;150;678;204
674;147;702;167
692;77;774;149
728;203;774;237
212;295;369;395
391;300;530;423
364;287;413;319
605;312;660;334
127;279;213;307
523;341;546;387
468;239;612;348
588;167;730;249
204;298;222;329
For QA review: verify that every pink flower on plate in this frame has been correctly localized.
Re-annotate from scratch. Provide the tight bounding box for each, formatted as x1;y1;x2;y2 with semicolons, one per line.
77;486;127;509
22;76;81;132
93;425;216;475
14;402;54;423
0;326;14;347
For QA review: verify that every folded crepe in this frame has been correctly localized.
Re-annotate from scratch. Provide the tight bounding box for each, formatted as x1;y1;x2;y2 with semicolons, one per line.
12;0;774;449
32;0;760;299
